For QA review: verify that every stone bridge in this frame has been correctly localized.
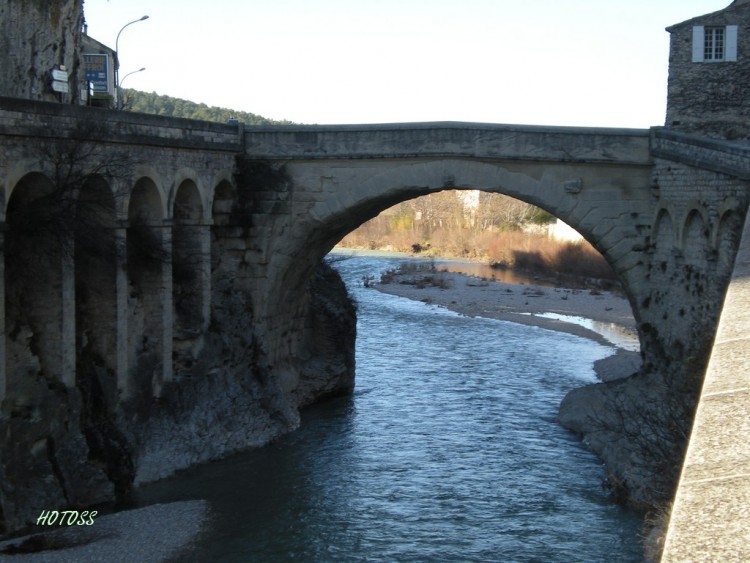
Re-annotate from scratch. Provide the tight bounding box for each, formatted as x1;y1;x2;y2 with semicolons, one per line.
1;98;749;554
242;122;748;396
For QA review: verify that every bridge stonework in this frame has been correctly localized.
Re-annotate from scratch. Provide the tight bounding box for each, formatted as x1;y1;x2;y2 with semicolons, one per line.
1;99;749;547
241;123;656;387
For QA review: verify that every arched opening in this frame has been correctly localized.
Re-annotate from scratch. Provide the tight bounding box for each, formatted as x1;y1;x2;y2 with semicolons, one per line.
256;166;643;409
172;179;207;373
715;209;744;272
126;178;166;398
251;180;645;558
653;208;675;255
74;174;118;406
210;179;238;277
4;173;65;406
338;190;615;284
682;209;709;265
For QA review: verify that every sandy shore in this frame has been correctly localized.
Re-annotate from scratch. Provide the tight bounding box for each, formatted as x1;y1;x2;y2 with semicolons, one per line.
374;268;642;381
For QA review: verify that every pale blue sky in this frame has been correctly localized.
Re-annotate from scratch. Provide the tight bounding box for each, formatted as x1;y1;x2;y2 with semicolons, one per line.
84;0;726;126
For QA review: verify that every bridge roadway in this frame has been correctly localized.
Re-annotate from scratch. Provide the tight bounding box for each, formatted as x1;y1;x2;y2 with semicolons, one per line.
1;99;749;558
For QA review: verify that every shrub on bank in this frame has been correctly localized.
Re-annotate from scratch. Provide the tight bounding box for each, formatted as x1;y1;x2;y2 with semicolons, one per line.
339;225;616;283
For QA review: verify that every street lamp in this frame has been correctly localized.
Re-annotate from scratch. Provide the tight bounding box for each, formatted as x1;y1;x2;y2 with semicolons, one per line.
119;67;146;109
115;15;149;110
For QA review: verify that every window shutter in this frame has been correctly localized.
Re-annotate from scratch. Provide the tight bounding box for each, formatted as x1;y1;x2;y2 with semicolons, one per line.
692;26;705;62
726;25;738;61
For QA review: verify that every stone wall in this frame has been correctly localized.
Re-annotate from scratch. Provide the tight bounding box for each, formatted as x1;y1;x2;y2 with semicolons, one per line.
0;0;83;103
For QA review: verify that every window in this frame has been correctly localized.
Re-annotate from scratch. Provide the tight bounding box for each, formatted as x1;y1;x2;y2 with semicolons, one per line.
692;25;738;62
704;26;725;60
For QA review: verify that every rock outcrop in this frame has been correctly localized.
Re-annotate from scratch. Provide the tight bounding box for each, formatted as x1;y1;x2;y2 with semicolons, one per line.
0;0;83;103
558;359;703;509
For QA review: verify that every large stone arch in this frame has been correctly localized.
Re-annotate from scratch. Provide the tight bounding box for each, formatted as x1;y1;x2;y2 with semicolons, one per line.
250;157;652;394
275;159;645;287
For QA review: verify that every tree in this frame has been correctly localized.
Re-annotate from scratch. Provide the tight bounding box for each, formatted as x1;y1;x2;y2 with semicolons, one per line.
123;89;295;125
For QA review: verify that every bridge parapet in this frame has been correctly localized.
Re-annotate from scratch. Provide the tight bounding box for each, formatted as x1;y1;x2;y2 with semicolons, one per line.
244;121;652;165
0;97;242;152
650;127;750;180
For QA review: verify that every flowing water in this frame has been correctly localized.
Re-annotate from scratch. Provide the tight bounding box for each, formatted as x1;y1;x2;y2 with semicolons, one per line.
134;254;643;562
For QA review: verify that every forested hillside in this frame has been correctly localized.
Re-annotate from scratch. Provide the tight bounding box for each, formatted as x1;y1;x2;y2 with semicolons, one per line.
122;89;293;125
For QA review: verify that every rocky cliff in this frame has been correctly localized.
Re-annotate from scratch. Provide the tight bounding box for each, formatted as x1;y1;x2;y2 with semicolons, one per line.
0;0;83;103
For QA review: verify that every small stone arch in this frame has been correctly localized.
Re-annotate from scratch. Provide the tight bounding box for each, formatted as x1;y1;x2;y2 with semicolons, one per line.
210;178;237;227
127;176;165;224
210;179;239;276
714;203;745;272
3;159;54;221
680;206;711;264
4;172;66;403
74;173;119;407
126;168;167;221
169;169;207;221
172;180;209;370
126;177;167;399
652;206;677;251
173;179;203;222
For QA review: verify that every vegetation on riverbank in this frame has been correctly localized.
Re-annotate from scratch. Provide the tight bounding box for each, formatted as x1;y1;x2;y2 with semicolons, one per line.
339;191;616;285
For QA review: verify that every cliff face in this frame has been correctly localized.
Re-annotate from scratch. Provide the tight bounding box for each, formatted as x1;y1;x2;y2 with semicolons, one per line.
0;0;83;103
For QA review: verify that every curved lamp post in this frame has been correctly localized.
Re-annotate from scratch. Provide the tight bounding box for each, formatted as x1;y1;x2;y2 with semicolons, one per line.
119;67;146;109
115;15;149;110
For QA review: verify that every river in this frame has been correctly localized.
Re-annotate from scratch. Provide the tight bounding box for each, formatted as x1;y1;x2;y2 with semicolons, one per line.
134;254;643;562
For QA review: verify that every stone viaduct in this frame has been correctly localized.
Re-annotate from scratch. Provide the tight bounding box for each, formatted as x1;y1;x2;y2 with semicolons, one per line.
1;97;749;552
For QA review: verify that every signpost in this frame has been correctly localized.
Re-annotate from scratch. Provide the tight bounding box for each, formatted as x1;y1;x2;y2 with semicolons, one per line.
83;54;111;94
50;68;69;94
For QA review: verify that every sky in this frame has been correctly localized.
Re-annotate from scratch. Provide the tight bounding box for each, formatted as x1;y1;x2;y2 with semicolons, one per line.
83;0;726;127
